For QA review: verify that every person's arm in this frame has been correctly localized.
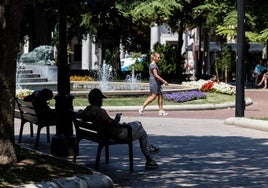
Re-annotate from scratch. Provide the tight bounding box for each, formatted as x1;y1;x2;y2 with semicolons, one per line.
152;68;168;85
93;108;119;126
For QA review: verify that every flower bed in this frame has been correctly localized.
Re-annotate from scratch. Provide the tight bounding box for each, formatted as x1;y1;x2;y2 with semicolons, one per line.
164;80;235;103
182;79;236;95
16;89;34;99
70;75;94;81
164;90;206;103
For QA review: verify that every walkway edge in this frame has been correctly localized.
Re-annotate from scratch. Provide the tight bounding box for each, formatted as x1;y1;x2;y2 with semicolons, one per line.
98;97;253;112
15;173;113;188
225;117;268;132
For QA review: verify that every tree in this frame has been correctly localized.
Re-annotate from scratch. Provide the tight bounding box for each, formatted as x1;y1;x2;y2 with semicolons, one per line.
0;0;25;164
193;0;261;80
81;0;140;72
130;0;184;75
20;1;57;49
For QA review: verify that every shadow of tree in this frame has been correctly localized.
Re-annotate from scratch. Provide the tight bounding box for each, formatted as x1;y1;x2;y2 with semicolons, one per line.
75;135;268;187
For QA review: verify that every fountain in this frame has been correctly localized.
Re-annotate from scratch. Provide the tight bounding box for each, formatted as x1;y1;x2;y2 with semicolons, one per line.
98;62;114;91
16;62;58;91
16;50;195;96
124;67;142;90
71;64;196;98
16;46;58;91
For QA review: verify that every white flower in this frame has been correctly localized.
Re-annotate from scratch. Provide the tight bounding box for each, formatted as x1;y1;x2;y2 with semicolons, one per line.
182;80;236;95
16;89;34;99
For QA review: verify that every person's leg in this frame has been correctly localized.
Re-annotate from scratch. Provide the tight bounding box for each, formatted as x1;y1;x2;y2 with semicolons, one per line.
257;76;265;86
128;121;149;155
157;93;168;116
124;121;158;155
255;74;262;86
142;94;158;109
158;93;163;111
139;94;158;115
119;121;159;169
263;78;267;89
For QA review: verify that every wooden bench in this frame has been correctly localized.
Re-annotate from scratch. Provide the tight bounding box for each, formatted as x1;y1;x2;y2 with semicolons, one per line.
14;98;56;149
72;112;134;171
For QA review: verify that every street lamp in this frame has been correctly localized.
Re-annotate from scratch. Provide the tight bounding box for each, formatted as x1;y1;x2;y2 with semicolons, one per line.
50;0;75;156
235;0;245;117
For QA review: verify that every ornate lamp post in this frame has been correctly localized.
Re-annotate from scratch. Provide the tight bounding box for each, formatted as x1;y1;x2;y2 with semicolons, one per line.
50;0;75;156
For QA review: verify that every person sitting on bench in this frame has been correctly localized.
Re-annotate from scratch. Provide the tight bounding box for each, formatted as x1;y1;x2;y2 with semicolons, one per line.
252;59;267;87
24;88;56;123
79;88;160;169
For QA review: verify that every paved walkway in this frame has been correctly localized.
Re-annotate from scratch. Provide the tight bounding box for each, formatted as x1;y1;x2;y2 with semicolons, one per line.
15;89;268;187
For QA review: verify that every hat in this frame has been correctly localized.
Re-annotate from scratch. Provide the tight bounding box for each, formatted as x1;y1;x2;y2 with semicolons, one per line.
88;88;107;100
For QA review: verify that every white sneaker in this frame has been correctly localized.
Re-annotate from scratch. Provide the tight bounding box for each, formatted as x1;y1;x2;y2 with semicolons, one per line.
158;110;168;116
138;107;144;115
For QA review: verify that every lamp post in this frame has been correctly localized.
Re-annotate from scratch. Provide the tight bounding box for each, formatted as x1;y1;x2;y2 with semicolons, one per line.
50;0;75;156
235;0;245;117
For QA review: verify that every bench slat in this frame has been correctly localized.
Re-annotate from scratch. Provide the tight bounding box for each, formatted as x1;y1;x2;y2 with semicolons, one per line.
20;106;36;115
15;97;55;149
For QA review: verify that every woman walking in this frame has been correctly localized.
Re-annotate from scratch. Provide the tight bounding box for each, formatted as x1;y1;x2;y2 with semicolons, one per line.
139;52;168;116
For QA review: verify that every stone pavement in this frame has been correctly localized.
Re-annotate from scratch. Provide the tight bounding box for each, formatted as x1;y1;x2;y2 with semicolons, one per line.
14;89;268;187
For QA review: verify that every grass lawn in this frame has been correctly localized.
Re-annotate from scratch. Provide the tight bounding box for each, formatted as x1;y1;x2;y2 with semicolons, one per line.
67;92;236;107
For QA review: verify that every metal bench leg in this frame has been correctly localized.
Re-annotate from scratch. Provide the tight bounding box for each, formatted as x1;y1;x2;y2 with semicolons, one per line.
129;142;134;171
73;139;79;162
95;144;103;170
18;120;26;143
105;145;109;163
46;126;50;142
35;126;42;149
30;123;34;137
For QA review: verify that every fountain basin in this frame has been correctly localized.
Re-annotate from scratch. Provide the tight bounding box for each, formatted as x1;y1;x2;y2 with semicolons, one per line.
70;81;197;97
16;81;197;97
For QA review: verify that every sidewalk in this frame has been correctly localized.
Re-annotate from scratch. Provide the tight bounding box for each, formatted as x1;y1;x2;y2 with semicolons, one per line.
15;89;268;187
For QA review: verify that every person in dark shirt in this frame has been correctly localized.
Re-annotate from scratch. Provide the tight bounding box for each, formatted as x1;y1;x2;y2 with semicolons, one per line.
79;88;159;169
24;88;56;123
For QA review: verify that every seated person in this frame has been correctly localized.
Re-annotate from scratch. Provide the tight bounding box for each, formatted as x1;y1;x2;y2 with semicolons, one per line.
24;88;56;123
252;59;267;86
257;73;268;89
78;88;159;169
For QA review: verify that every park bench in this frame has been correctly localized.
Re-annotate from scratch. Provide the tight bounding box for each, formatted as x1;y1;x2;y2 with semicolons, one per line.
14;98;56;149
72;112;134;171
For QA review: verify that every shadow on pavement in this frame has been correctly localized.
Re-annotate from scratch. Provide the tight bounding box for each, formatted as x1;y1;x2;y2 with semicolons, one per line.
21;133;268;188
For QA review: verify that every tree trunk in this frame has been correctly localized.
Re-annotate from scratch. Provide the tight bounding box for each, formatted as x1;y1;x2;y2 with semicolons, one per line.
215;60;219;81
225;63;228;83
176;21;184;76
0;0;25;164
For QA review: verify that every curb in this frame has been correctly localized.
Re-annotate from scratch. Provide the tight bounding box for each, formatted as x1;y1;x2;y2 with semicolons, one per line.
97;97;253;112
225;117;268;132
15;173;113;188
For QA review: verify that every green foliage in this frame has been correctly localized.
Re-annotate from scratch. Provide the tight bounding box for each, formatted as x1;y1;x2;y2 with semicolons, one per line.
153;43;177;74
128;52;145;72
216;10;257;41
130;0;182;26
257;28;268;43
215;45;236;82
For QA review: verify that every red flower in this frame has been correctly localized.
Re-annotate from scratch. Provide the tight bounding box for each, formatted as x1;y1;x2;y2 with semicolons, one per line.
201;81;214;92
